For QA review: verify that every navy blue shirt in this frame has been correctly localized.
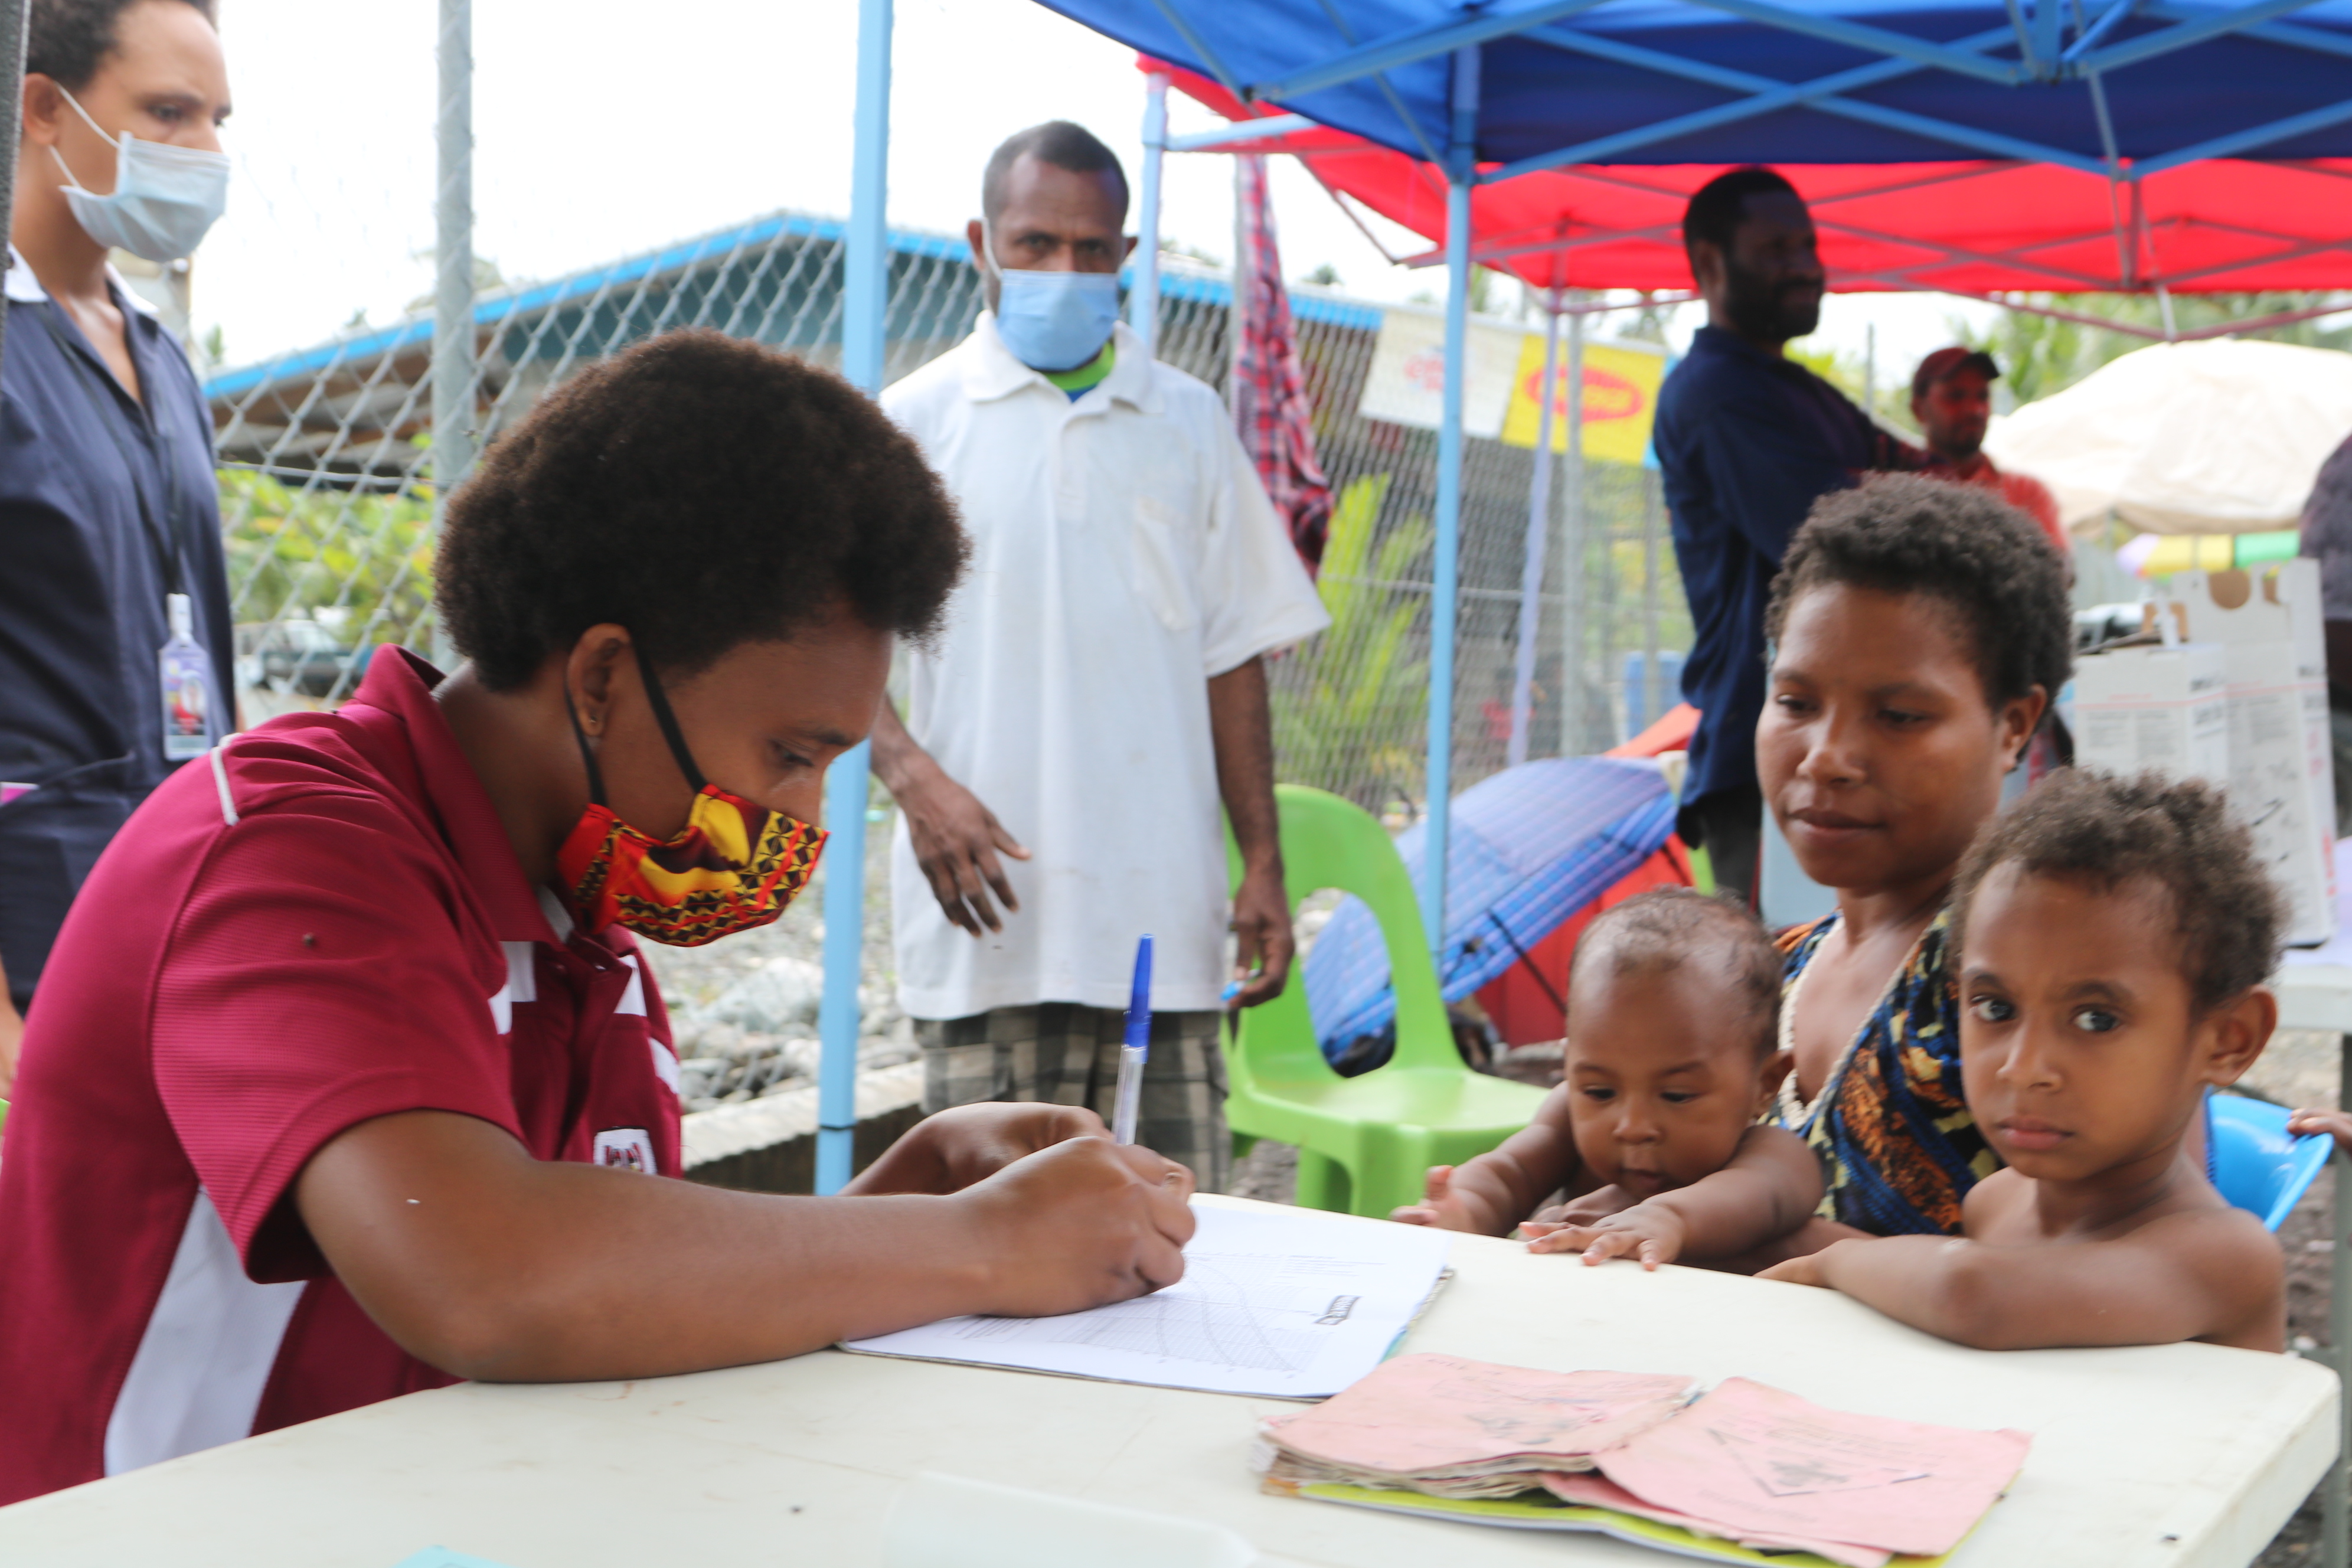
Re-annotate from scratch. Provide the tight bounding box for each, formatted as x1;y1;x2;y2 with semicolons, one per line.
1653;326;1910;809
0;258;233;1009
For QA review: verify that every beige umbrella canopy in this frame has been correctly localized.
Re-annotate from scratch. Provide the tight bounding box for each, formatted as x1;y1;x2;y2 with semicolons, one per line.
1981;339;2352;537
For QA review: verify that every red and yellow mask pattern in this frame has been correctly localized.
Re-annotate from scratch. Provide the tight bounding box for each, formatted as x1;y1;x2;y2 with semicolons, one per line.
557;785;825;946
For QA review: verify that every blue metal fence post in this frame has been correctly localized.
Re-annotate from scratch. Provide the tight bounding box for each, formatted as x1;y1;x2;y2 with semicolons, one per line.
818;0;892;1197
1506;290;1561;769
1132;70;1169;358
1425;44;1478;959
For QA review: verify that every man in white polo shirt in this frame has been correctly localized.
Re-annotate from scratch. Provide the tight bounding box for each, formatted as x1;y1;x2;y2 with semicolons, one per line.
874;121;1329;1193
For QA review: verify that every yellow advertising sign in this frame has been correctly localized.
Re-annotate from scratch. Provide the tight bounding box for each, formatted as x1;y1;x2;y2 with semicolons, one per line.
1500;337;1667;465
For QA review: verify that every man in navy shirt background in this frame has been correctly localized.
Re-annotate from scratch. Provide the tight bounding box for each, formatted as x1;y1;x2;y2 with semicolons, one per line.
1652;168;1916;903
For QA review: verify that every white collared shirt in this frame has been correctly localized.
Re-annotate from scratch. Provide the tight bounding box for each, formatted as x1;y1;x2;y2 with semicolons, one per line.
881;316;1330;1018
5;244;159;311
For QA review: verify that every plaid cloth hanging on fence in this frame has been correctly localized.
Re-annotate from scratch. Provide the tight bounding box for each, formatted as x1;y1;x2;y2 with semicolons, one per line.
1231;153;1334;576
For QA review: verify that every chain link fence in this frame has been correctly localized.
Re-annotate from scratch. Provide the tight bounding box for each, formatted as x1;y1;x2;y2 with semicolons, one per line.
200;210;1691;1110
206;211;1691;794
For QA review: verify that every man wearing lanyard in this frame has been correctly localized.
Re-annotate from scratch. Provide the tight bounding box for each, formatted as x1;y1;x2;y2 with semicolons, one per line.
0;0;234;1093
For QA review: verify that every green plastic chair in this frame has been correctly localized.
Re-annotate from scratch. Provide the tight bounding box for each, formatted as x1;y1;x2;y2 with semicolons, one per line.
1224;785;1547;1218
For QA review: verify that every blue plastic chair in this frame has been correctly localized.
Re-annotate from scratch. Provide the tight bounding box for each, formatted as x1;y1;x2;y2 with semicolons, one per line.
2205;1089;2331;1231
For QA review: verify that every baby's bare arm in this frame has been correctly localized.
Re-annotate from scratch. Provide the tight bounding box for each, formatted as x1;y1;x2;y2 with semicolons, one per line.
1778;1210;2284;1351
1391;1083;1582;1235
1531;1125;1824;1267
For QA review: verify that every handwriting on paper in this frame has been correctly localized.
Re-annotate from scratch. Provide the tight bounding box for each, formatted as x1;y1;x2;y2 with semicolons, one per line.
1592;1377;2031;1558
1265;1353;1694;1475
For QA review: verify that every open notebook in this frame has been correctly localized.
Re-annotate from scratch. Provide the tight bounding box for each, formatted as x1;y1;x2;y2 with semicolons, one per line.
843;1202;1452;1399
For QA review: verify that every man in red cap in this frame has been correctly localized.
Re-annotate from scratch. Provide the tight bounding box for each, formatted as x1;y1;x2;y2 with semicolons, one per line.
1911;347;2067;557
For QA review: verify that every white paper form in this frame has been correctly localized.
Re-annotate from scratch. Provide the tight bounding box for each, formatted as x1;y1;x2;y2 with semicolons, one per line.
842;1203;1453;1399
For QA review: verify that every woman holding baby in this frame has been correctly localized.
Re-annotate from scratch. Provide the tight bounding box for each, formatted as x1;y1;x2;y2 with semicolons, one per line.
1398;476;2073;1260
1756;475;2072;1246
1410;477;2290;1351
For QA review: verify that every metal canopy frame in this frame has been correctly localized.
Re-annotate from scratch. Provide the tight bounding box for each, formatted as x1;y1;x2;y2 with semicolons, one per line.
820;0;894;1197
1231;138;2352;312
1158;0;2352;179
1109;0;2352;973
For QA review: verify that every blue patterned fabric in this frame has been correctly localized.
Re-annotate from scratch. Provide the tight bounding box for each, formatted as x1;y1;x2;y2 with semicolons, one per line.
1303;757;1674;1060
1774;911;1998;1237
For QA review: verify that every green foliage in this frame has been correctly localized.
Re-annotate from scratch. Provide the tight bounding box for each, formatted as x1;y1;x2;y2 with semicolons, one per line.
1954;292;2352;407
220;469;436;649
1783;341;1864;400
1271;473;1432;809
1465;266;1498;316
1613;293;1676;347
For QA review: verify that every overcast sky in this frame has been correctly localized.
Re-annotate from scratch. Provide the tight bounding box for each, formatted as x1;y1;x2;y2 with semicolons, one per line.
192;0;1990;377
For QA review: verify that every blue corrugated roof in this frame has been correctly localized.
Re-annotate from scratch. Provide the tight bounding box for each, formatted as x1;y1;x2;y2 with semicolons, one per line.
204;211;1386;401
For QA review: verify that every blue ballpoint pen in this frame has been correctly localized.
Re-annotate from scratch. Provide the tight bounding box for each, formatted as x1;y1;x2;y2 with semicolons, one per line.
1112;935;1153;1145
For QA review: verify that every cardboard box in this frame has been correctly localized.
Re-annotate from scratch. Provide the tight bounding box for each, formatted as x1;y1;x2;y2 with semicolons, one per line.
2072;640;2232;793
2166;561;2339;946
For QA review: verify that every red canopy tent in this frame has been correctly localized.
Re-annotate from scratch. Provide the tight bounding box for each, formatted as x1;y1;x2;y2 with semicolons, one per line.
1145;55;2352;1047
1157;60;2352;327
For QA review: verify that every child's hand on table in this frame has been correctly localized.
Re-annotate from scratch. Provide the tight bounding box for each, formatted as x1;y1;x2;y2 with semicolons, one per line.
1539;1185;1638;1229
1524;1203;1690;1269
2288;1106;2352;1155
1391;1165;1487;1231
1756;1249;1833;1288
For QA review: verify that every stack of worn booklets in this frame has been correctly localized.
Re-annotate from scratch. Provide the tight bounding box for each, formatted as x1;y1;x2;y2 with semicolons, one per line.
1254;1353;2030;1567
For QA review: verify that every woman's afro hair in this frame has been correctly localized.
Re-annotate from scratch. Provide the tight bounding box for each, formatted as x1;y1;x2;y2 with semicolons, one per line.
1764;473;2072;711
435;329;968;690
1952;769;2285;1014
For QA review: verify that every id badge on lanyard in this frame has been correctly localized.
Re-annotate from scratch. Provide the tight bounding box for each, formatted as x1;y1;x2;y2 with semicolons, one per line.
32;302;218;759
159;590;213;759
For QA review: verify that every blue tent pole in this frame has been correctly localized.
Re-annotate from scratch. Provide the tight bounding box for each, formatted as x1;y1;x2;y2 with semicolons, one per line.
817;0;891;1197
1425;44;1478;958
1132;68;1168;358
1506;289;1561;769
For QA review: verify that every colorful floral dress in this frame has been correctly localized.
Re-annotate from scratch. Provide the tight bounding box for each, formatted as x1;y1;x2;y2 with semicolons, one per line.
1772;910;1998;1236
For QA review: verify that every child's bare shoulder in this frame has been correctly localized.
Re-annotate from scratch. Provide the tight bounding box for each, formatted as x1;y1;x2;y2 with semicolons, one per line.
2129;1205;2285;1350
1958;1168;2031;1238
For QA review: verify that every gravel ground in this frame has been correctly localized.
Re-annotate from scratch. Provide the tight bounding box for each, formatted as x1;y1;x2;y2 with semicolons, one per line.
2239;1030;2344;1567
1229;1138;1300;1204
633;803;913;1112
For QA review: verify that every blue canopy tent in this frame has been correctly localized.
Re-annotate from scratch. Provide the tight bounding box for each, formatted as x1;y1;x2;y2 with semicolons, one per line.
1039;0;2352;966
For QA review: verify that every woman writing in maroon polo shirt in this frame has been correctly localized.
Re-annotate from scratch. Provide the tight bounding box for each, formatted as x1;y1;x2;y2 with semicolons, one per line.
0;332;1195;1503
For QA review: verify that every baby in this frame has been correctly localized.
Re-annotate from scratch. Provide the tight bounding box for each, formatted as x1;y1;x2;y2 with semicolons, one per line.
1762;770;2286;1351
1393;888;1822;1269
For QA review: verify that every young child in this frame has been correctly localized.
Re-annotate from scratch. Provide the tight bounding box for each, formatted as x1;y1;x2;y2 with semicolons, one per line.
1393;888;1822;1269
1762;770;2286;1351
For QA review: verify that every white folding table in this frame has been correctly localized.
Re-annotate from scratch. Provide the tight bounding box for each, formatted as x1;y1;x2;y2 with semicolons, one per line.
0;1194;2332;1568
2266;838;2352;1567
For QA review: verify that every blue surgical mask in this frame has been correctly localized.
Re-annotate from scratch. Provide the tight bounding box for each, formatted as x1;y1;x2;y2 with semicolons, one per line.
50;86;228;263
991;263;1120;373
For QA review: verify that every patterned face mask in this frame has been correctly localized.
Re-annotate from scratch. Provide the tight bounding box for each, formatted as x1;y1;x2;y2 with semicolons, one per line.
554;645;826;946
